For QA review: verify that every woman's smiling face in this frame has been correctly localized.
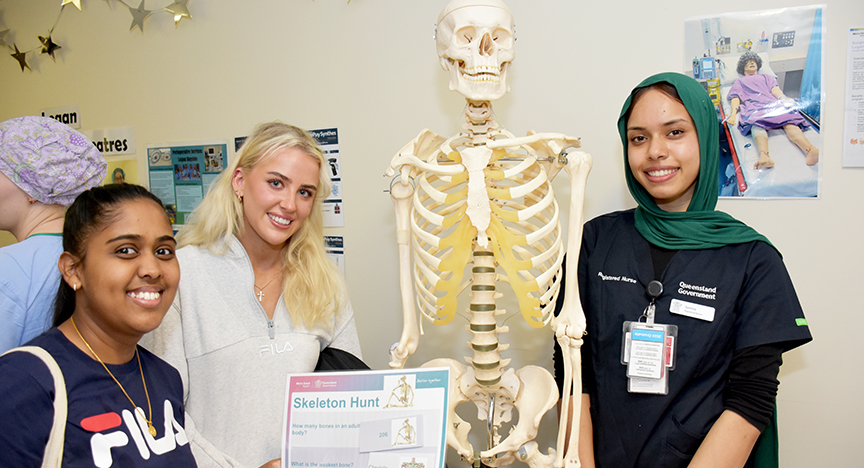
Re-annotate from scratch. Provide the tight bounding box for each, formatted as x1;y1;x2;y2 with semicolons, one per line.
232;146;320;252
626;87;701;213
69;198;179;339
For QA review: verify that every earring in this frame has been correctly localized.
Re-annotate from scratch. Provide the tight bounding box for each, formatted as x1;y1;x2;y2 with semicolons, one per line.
237;193;243;204
73;284;77;291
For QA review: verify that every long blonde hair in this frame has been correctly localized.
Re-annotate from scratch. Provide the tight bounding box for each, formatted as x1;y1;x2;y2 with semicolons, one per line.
178;122;344;329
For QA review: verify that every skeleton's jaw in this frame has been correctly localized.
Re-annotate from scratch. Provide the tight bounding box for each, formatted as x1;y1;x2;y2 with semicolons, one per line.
446;58;511;101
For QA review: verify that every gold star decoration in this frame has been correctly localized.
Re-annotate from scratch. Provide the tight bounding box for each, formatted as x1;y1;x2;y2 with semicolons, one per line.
164;0;191;27
11;44;30;72
39;35;62;61
60;0;82;11
130;0;153;32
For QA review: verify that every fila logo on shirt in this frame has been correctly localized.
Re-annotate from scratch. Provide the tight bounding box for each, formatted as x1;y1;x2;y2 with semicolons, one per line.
80;399;189;467
259;341;294;357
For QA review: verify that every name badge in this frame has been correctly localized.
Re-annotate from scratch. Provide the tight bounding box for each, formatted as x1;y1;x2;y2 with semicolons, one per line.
627;327;665;379
670;298;715;322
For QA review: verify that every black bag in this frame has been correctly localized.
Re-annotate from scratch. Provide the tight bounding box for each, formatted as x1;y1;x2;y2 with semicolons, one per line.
314;347;370;371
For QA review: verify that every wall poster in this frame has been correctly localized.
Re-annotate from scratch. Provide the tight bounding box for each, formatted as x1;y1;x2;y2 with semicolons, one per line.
685;5;824;198
146;142;229;225
843;27;864;167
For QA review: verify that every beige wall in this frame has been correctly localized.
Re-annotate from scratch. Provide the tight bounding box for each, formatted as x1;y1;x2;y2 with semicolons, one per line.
1;0;861;465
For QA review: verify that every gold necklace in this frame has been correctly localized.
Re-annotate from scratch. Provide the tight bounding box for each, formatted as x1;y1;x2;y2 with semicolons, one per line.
254;270;281;302
70;317;157;437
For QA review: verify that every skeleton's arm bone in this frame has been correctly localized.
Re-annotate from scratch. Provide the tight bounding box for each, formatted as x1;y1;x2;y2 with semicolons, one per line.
552;150;592;468
389;172;420;369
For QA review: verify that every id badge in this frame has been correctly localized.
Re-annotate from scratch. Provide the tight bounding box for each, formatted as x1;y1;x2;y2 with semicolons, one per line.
621;321;678;395
623;323;665;379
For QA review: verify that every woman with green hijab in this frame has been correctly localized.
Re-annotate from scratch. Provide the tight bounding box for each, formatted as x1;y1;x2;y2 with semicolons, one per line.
553;73;811;467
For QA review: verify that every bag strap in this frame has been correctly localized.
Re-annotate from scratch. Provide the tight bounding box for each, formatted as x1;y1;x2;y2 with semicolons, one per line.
1;346;67;468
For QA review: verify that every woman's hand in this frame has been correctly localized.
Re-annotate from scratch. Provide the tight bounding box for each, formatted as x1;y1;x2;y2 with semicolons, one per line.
259;459;281;468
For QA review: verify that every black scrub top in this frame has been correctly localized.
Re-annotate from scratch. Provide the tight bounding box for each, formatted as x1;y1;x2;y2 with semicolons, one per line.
564;209;811;468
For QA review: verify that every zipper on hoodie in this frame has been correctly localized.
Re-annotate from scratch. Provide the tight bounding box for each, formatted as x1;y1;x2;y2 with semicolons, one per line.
266;317;275;340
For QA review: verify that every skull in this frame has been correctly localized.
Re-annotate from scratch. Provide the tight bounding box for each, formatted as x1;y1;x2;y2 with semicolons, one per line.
436;0;515;101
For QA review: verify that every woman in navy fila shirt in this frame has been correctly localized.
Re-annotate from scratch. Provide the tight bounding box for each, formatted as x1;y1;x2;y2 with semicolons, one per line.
0;184;196;467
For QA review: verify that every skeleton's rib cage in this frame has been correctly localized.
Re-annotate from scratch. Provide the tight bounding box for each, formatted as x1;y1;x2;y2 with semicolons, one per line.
410;137;565;330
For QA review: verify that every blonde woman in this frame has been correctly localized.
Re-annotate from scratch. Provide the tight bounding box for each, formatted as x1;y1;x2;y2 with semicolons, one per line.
143;122;362;468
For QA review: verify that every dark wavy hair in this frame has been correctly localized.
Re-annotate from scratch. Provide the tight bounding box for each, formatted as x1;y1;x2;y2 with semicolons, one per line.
52;184;166;326
736;51;762;75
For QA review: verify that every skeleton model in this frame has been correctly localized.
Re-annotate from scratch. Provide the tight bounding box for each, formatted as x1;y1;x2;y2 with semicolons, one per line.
386;1;591;467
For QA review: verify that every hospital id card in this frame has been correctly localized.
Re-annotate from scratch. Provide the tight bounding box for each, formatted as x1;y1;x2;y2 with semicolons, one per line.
626;325;665;379
621;322;678;395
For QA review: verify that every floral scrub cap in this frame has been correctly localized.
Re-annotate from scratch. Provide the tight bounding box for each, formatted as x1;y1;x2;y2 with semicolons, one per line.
0;116;106;206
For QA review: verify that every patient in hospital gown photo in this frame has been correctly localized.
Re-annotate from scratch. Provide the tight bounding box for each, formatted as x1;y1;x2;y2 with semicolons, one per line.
684;6;823;198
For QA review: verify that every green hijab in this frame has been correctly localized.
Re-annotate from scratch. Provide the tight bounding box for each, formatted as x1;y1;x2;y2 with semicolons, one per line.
617;72;776;253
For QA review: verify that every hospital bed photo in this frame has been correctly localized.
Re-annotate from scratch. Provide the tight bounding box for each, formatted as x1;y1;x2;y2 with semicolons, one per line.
713;52;821;198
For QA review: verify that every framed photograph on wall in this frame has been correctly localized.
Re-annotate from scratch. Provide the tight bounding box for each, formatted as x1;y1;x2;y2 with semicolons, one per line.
685;5;824;198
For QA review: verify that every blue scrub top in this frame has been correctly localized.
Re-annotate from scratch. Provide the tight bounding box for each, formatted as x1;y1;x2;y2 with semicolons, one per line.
0;234;63;353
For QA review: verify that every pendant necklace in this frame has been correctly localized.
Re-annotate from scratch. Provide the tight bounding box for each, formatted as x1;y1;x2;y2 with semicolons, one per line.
254;270;282;302
71;317;157;437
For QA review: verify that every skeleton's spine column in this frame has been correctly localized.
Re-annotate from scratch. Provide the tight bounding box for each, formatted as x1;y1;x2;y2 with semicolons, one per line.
469;248;503;386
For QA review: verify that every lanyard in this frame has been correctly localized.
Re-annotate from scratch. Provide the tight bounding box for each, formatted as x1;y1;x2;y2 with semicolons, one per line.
639;280;663;326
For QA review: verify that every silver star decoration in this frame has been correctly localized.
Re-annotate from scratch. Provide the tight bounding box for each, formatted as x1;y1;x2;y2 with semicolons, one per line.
129;0;152;32
60;0;82;11
165;0;191;27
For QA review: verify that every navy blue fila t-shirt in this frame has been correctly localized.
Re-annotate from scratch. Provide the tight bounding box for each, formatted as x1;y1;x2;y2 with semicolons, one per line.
0;327;197;467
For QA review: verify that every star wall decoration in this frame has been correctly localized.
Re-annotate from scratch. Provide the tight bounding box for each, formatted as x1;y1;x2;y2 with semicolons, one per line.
165;0;191;27
39;35;62;61
129;0;153;32
5;0;203;71
60;0;83;11
11;44;30;72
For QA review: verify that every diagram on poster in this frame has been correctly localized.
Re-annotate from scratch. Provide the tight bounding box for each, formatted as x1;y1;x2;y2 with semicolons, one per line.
146;142;228;225
325;236;345;276
283;368;448;468
309;128;344;228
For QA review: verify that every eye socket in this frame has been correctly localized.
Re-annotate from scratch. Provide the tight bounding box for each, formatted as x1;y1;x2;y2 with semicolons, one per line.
454;26;476;45
269;179;283;188
299;188;315;198
492;28;512;46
